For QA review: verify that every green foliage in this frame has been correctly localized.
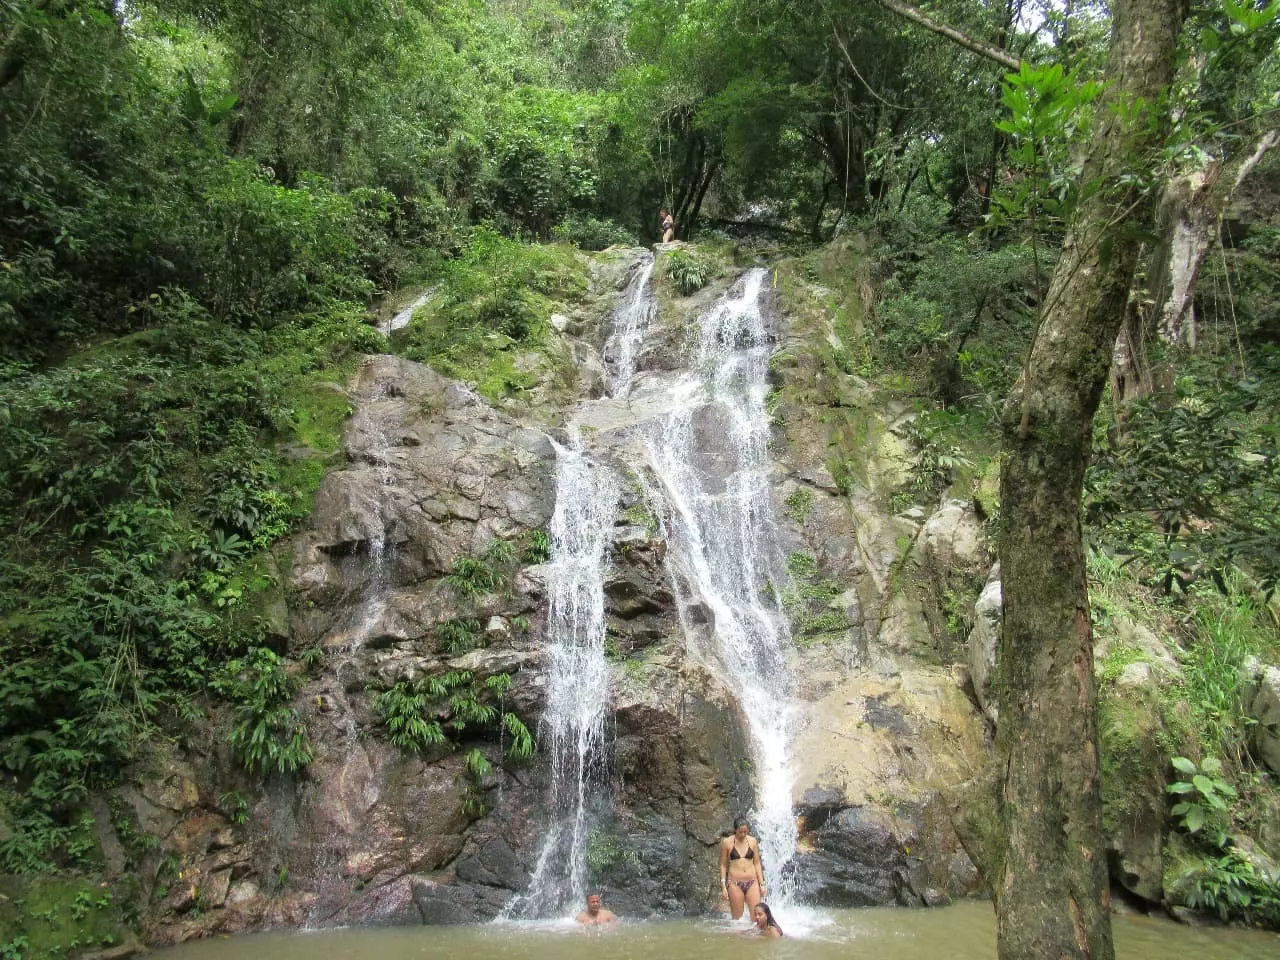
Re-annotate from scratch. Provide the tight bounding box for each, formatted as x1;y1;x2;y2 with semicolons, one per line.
1177;582;1277;767
218;790;249;825
552;215;639;250
523;529;552;564
0;876;126;960
398;230;588;400
586;831;641;871
784;488;813;524
446;557;503;598
373;682;448;755
899;409;977;499
1168;756;1237;845
781;552;850;644
621;503;658;535
373;670;533;762
990;62;1103;233
1169;847;1280;928
437;618;486;655
662;249;712;296
213;649;313;777
1086;361;1280;597
484;538;517;567
502;712;536;761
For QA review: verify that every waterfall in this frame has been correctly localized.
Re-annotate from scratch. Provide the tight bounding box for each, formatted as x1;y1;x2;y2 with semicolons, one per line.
645;268;799;902
603;252;657;396
502;429;619;919
384;288;435;336
306;370;400;928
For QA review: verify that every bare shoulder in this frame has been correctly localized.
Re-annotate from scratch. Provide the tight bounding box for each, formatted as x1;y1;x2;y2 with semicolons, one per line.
600;909;618;922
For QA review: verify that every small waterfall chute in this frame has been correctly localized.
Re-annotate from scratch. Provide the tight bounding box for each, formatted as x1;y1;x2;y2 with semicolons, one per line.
603;252;657;397
501;429;619;919
645;268;800;904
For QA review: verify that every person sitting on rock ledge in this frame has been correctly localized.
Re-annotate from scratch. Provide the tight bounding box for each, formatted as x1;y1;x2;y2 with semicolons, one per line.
575;892;617;926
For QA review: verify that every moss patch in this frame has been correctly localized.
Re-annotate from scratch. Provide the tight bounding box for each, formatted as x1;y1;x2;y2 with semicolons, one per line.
0;875;135;960
397;236;587;405
781;552;851;645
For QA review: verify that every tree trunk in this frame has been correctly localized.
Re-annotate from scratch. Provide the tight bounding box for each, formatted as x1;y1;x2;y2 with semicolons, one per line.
1109;128;1276;405
1156;130;1278;345
995;3;1184;960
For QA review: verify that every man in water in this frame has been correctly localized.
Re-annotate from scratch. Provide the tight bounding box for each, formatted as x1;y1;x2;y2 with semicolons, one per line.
575;892;617;926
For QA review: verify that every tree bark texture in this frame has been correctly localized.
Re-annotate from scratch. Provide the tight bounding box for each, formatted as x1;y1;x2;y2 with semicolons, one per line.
873;0;1022;70
996;2;1184;959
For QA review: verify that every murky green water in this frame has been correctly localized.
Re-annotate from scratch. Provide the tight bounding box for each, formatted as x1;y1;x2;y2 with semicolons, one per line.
152;902;1277;960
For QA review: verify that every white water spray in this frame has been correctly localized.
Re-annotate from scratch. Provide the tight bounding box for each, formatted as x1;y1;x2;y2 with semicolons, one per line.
646;268;799;903
603;252;657;396
503;429;619;918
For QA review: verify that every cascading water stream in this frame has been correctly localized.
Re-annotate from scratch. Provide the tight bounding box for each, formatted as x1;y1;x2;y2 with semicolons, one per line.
644;268;800;904
603;252;657;396
306;372;398;928
502;430;619;919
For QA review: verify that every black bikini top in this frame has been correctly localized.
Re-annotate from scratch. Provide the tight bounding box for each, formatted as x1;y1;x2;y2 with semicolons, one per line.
729;843;755;861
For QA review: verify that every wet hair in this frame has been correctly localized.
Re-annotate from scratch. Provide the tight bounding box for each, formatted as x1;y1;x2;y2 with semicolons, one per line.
754;901;783;936
733;815;750;830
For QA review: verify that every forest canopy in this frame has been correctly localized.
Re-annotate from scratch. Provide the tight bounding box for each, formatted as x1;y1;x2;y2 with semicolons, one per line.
2;0;1279;948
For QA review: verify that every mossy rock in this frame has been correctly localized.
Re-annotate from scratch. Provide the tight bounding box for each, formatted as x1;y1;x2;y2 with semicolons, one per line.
0;875;135;960
1099;680;1170;902
974;456;1000;519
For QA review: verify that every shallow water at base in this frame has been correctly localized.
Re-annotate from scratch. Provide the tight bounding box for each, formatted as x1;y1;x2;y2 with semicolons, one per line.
151;902;1277;960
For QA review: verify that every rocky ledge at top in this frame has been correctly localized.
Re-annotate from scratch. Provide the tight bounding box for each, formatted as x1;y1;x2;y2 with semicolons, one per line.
113;245;1013;946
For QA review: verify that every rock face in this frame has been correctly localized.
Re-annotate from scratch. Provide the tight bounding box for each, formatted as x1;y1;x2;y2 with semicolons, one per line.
1252;666;1280;776
121;245;1005;944
967;565;1001;724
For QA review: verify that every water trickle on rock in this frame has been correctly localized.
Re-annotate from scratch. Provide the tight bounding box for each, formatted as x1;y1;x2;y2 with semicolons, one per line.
502;429;619;919
306;371;401;928
645;268;800;903
603;252;657;396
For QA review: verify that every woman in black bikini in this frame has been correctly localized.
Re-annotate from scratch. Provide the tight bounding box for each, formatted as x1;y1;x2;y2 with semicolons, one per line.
719;815;766;919
659;210;675;243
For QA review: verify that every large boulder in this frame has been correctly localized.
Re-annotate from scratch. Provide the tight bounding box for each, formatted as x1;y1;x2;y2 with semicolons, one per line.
967;565;1001;723
919;499;988;576
1251;665;1280;776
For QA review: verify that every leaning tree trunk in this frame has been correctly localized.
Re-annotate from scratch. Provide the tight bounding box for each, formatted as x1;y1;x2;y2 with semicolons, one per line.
996;2;1183;960
1111;129;1278;405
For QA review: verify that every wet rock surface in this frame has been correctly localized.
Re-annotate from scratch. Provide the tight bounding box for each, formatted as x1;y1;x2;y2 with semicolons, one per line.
123;248;1007;943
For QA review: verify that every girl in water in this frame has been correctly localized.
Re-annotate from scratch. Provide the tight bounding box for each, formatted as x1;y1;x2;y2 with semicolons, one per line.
719;816;766;919
751;902;783;938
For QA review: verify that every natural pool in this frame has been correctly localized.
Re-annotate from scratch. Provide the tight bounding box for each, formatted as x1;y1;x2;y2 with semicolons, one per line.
151;901;1278;960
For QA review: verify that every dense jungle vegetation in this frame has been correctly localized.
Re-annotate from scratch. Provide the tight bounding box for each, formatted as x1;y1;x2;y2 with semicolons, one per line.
1;0;1279;951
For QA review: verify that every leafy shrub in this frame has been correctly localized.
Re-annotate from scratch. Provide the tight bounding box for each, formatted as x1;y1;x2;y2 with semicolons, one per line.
1170;848;1280;928
373;670;533;761
213;649;313;776
552;215;638;250
1167;756;1237;845
446;557;503;597
1085;360;1280;597
523;529;552;563
663;248;712;295
437;618;485;654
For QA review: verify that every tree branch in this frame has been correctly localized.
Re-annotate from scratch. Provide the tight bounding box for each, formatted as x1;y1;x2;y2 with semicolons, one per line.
874;0;1022;71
